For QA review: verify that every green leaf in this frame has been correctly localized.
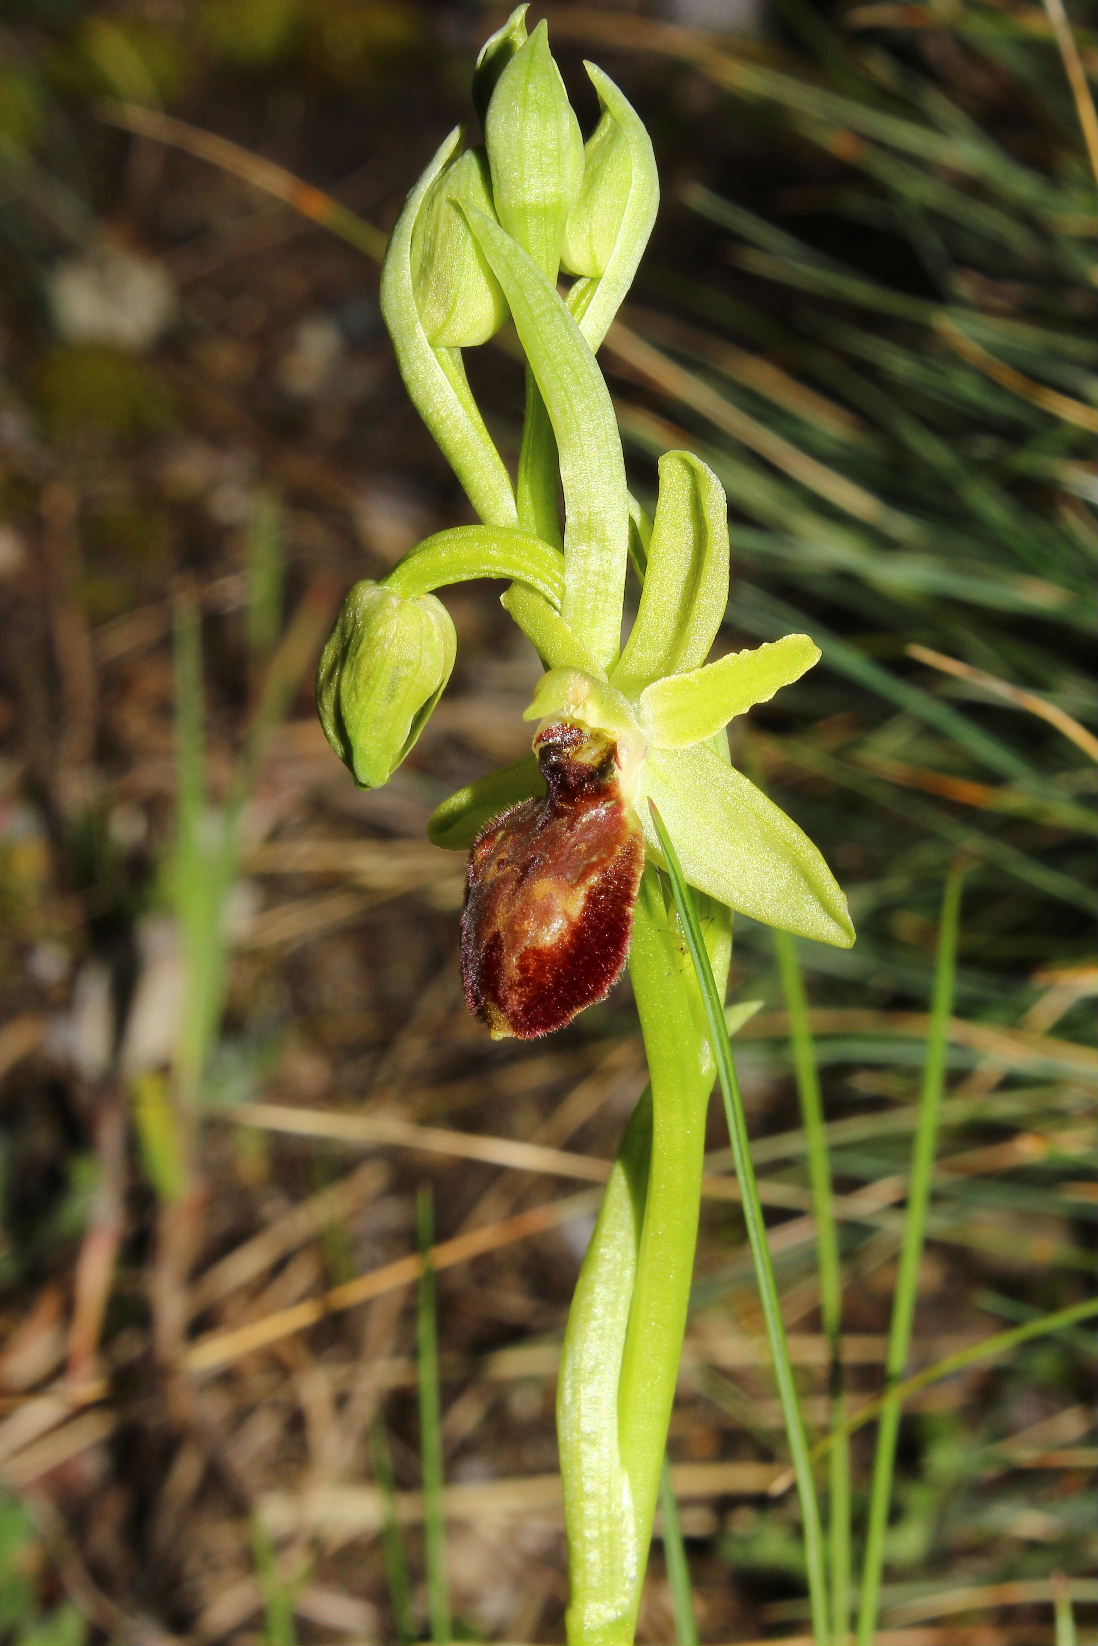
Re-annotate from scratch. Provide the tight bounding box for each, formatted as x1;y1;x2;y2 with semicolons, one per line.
565;65;659;352
638;743;854;947
612;452;730;694
638;634;820;748
484;20;584;281
465;206;630;669
379;129;518;527
427;754;543;850
385;524;566;607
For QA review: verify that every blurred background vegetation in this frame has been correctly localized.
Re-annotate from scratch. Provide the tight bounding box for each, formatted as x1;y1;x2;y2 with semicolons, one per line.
0;1;1094;1643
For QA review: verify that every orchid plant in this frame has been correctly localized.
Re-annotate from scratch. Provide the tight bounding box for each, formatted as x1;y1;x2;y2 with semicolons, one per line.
317;8;853;1641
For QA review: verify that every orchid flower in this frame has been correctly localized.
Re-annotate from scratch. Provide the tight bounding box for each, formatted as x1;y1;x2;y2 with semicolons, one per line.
316;10;853;1641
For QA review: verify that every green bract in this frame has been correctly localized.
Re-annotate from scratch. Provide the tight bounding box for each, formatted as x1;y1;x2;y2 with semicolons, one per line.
316;580;455;790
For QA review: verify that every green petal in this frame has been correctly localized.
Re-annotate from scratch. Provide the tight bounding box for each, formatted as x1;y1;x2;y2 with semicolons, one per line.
463;206;629;671
611;451;729;695
563;66;658;353
638;744;854;947
638;634;820;749
427;755;543;850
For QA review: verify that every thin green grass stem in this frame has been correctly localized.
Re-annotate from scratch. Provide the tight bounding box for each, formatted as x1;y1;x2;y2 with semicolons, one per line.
416;1188;451;1645
649;804;831;1646
855;868;964;1646
659;1458;699;1646
773;928;850;1645
371;1420;416;1646
1054;1572;1080;1646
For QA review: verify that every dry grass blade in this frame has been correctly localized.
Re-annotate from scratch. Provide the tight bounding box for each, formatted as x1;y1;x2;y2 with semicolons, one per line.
935;316;1098;433
183;1191;599;1376
907;644;1098;761
96;101;386;261
1039;0;1098;178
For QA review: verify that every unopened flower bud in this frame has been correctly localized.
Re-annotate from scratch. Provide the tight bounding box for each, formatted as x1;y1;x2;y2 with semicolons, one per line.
460;721;644;1039
561;105;634;279
484;21;584;280
411;148;509;348
316;580;456;789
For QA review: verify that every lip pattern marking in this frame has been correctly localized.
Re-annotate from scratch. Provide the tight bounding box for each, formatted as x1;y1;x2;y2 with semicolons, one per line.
460;721;645;1039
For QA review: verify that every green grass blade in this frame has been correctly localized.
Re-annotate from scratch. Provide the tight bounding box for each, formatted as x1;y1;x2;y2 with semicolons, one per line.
659;1456;698;1646
773;928;850;1646
249;1512;300;1646
1054;1572;1080;1646
855;867;964;1646
416;1187;451;1644
648;800;831;1646
371;1419;416;1646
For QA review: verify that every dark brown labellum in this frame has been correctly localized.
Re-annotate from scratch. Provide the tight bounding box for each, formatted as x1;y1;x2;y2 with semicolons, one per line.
460;722;644;1039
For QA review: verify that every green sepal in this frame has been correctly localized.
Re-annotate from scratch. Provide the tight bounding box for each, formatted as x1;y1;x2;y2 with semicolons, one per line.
463;205;629;670
638;743;855;948
411;148;508;348
427;754;543;850
385;524;566;608
379;128;517;528
472;2;528;126
316;580;456;790
638;634;821;749
563;65;659;352
484;20;583;281
611;451;730;695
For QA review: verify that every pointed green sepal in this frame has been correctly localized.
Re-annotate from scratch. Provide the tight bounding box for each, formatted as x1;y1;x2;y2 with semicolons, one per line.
427;754;543;850
611;452;729;695
411;149;509;348
564;65;659;352
638;743;854;947
484;20;584;281
638;634;820;749
463;205;629;669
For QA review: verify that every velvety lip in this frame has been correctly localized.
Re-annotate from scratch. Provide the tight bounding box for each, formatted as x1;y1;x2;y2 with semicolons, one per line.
460;721;644;1039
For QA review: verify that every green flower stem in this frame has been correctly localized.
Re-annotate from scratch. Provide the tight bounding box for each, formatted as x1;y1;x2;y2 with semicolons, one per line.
379;132;518;528
855;868;964;1646
650;802;832;1646
774;927;850;1646
517;370;563;548
385;524;566;607
560;869;729;1644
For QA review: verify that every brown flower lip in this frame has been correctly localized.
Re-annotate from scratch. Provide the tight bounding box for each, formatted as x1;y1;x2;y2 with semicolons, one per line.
460;721;645;1039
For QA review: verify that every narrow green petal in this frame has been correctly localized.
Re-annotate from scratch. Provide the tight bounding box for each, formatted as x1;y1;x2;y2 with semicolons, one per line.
380;131;518;528
638;634;821;749
611;452;729;695
386;524;566;608
638;744;854;947
566;65;659;352
463;206;629;670
427;755;543;850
